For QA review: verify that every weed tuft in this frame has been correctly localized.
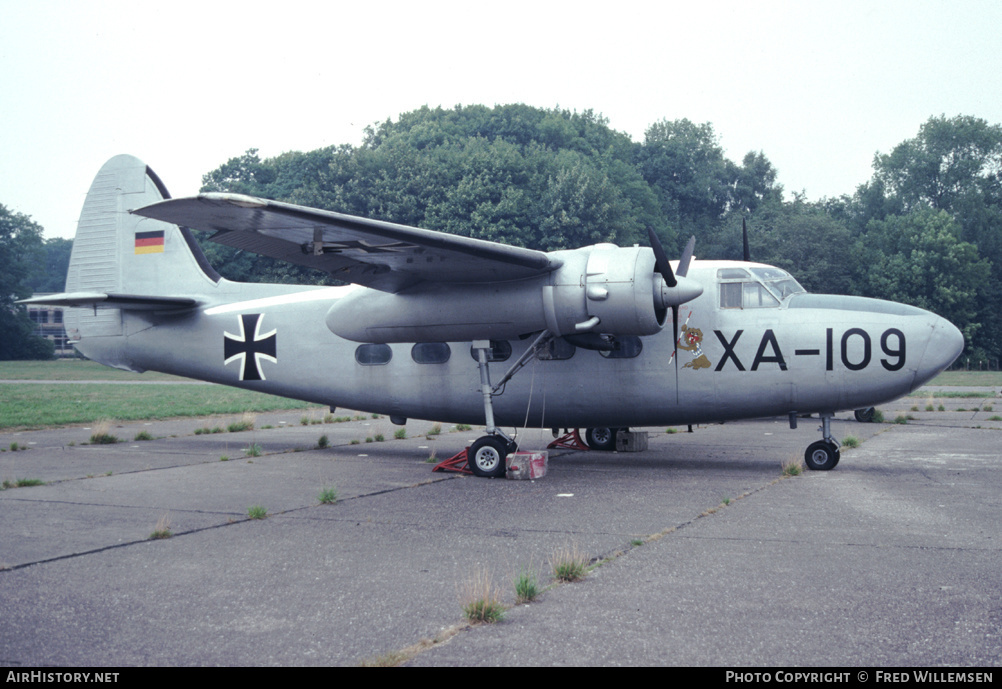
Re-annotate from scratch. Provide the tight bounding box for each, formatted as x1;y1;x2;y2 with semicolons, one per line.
460;567;505;623
318;486;339;504
455;424;472;432
317;434;329;449
894;414;909;424
550;543;589;582
149;513;172;540
374;433;385;442
3;478;45;489
394;428;407;440
841;435;860;448
90;420;119;444
134;430;153;441
514;567;539;604
427;423;442;437
228;413;256;433
244;443;262;457
782;458;803;477
247;505;267;519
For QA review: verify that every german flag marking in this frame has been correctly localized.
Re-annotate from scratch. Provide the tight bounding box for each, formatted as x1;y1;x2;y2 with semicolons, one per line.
135;230;165;254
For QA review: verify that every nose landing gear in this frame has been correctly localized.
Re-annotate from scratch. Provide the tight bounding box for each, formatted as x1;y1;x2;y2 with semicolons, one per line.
804;412;840;470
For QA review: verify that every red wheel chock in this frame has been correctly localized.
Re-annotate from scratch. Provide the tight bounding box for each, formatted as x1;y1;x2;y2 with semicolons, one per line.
433;447;472;474
547;429;589;451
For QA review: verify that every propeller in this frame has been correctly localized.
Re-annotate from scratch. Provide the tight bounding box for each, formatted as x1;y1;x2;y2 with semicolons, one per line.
648;229;702;401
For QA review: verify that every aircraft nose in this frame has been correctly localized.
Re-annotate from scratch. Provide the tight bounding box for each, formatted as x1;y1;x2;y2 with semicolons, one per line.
916;315;964;385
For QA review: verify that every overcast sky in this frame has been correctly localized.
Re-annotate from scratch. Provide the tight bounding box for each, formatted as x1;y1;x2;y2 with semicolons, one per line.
2;0;1001;239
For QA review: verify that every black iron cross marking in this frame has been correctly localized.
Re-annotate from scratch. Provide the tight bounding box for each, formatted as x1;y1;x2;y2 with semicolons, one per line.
224;314;277;381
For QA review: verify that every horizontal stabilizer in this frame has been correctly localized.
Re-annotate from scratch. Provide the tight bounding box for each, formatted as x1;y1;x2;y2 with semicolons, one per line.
18;292;199;311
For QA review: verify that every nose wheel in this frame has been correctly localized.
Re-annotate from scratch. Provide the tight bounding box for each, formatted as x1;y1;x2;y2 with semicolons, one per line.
805;440;840;470
804;412;840;470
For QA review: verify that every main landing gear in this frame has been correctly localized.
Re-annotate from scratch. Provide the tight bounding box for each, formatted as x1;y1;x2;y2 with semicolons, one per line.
804;412;840;471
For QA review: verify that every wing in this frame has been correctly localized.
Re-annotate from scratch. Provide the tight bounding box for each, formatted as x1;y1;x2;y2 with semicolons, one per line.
132;193;558;293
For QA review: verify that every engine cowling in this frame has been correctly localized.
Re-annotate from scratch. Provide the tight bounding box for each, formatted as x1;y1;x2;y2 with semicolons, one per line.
325;244;702;343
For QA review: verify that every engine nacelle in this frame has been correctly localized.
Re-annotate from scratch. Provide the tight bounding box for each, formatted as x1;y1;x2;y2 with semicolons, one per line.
325;244;701;343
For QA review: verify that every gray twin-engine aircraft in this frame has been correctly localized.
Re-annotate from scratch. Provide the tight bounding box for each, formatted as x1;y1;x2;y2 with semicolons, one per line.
24;155;964;477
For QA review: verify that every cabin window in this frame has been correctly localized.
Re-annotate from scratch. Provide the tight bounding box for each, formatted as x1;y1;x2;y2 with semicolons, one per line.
412;342;451;364
599;336;643;359
469;340;512;363
536;337;576;361
355;343;392;366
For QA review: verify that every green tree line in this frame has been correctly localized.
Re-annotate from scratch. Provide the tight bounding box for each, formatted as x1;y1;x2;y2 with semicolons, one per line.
8;106;1001;364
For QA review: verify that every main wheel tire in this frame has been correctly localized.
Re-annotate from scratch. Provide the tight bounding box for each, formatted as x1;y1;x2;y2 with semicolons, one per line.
468;436;510;478
805;440;840;470
854;407;876;423
585;427;619;452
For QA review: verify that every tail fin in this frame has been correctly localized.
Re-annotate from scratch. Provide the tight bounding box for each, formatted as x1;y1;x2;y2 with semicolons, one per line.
58;155;219;338
15;156;222;367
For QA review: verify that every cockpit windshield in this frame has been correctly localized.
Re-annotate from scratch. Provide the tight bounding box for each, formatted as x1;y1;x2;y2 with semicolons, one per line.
718;267;806;309
749;267;806;300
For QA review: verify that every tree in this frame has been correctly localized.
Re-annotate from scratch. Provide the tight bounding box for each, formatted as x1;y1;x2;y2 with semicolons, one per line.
27;237;73;293
636;119;733;237
0;204;55;359
857;209;990;349
854;115;1002;360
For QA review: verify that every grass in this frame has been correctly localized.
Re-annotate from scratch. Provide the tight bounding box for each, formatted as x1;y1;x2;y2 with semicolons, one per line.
550;543;589;582
317;434;329;448
134;430;154;441
426;423;442;437
782;458;804;476
2;478;46;489
929;370;1002;386
841;435;860;448
247;505;267;519
149;513;172;539
894;414;909;424
514;567;539;604
89;420;119;444
318;486;339;504
460;567;506;624
0;381;315;430
0;359;186;381
227;413;256;433
393;428;407;440
455;424;472;432
244;443;262;457
374;433;385;442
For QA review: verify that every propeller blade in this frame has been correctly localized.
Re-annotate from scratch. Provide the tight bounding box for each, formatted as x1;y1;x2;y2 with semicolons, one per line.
647;227;677;288
677;235;696;278
742;218;751;262
672;303;679;402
